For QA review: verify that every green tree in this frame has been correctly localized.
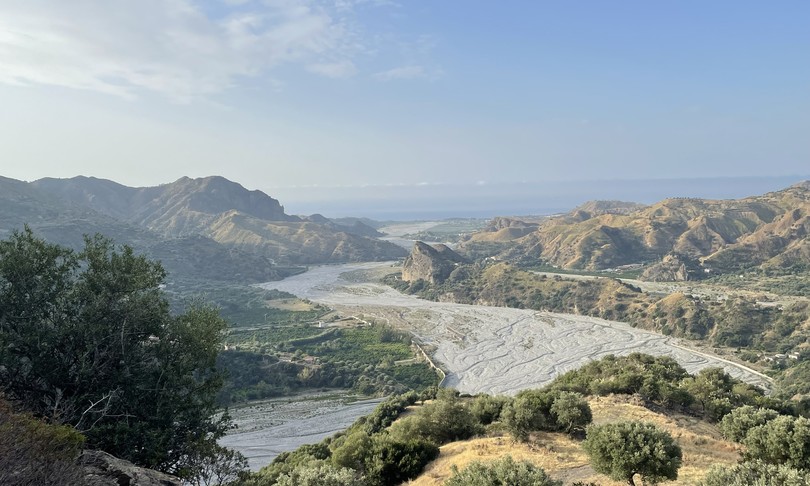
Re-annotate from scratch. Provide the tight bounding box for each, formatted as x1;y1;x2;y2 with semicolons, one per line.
0;229;238;479
680;367;738;421
701;460;810;486
717;405;778;442
742;415;810;470
331;430;373;471
550;391;592;434
469;394;511;425
388;393;482;444
445;455;562;486
501;389;556;441
582;421;682;486
276;462;364;486
363;436;439;486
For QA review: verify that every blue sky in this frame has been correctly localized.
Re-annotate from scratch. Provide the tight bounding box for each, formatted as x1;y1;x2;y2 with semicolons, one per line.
0;1;808;201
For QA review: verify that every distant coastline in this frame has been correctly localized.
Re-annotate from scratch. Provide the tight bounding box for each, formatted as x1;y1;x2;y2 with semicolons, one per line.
275;175;810;220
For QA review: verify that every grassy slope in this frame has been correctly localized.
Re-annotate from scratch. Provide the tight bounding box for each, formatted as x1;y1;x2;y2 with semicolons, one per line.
409;395;740;486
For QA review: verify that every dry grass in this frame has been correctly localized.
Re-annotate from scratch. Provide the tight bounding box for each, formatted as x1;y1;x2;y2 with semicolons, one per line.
407;395;741;486
264;298;316;311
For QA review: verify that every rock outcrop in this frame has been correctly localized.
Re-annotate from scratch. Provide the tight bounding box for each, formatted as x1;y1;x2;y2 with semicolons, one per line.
402;241;467;284
81;451;181;486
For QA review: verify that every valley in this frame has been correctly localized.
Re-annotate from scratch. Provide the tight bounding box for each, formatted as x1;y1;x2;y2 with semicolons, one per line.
261;262;772;395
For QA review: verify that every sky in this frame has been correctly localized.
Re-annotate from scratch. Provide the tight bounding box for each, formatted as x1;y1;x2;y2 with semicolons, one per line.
0;1;808;215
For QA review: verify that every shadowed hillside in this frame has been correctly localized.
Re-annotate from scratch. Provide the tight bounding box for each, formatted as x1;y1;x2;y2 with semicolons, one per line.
29;175;407;264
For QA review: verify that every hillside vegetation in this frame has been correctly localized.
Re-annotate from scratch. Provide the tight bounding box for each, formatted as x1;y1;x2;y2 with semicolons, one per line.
239;354;807;486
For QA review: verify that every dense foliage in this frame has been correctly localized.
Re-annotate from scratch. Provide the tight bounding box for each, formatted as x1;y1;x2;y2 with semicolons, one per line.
501;389;591;440
582;421;682;486
0;229;237;479
718;405;779;442
445;456;562;486
742;415;810;470
702;460;810;486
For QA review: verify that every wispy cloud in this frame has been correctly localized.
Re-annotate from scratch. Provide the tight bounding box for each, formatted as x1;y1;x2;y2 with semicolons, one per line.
373;65;426;81
306;59;357;78
0;0;373;100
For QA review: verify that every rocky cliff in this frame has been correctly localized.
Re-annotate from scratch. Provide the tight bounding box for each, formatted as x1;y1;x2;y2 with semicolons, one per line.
81;451;181;486
402;241;467;284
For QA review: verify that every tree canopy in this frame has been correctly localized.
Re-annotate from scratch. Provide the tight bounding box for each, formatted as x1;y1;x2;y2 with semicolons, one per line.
582;421;682;486
0;228;235;480
444;455;562;486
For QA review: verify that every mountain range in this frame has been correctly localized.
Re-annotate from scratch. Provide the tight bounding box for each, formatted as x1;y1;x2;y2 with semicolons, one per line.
0;175;406;282
460;181;810;279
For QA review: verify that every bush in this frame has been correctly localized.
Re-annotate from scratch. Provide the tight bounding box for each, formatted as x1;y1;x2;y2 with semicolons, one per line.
502;389;592;440
583;421;682;486
363;436;439;486
276;463;364;486
550;391;592;434
702;460;810;486
445;456;562;486
501;390;557;441
743;415;810;470
388;394;482;445
469;394;511;425
0;400;86;486
718;405;779;442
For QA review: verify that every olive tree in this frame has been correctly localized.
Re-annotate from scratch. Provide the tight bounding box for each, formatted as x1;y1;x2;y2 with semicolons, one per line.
445;456;562;486
702;460;810;486
718;405;778;442
582;421;682;486
743;415;810;470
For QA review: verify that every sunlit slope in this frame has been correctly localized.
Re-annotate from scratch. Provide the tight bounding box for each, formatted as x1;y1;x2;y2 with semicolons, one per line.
408;395;740;486
462;182;810;274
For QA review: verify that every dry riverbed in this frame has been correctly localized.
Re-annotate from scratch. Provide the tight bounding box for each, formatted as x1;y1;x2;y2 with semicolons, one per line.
262;262;773;395
220;391;382;470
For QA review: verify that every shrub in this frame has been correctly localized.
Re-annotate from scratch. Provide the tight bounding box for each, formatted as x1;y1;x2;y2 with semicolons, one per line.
445;456;562;486
0;400;86;486
718;405;779;442
363;436;438;486
742;415;810;470
388;394;482;445
702;460;810;486
502;389;592;440
469;394;511;425
550;391;592;434
276;463;364;486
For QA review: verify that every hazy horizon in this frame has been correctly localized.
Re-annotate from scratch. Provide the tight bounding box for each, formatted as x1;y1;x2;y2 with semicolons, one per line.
273;174;810;220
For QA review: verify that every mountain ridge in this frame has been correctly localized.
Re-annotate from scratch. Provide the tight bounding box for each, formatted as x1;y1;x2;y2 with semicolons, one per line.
460;181;810;277
5;175;407;274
